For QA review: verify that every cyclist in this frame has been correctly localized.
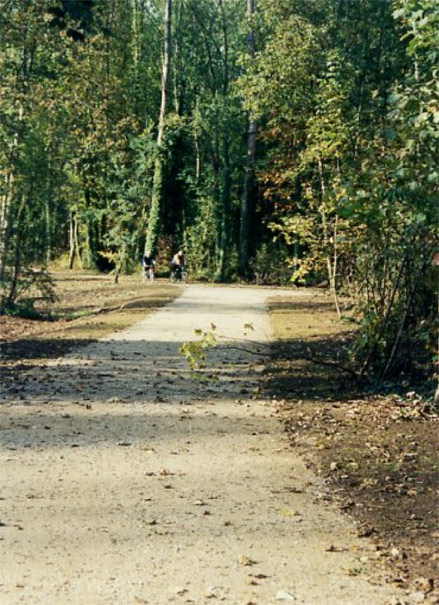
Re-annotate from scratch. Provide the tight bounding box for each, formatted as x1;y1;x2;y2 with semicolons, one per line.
142;250;155;280
170;250;186;280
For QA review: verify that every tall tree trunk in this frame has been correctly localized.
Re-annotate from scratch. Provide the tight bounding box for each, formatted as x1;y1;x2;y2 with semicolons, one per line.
195;137;200;180
145;0;172;254
45;197;51;265
0;103;24;289
114;240;128;285
69;212;75;270
68;211;82;270
435;274;439;404
131;0;139;74
239;0;258;278
131;0;141;112
0;171;14;284
215;0;231;282
44;161;53;265
211;132;221;260
318;157;341;318
5;195;26;309
216;133;231;281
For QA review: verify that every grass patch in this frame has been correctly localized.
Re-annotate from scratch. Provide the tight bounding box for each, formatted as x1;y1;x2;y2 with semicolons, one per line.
1;272;180;360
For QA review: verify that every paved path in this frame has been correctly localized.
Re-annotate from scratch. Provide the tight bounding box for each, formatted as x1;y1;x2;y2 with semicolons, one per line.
0;286;396;604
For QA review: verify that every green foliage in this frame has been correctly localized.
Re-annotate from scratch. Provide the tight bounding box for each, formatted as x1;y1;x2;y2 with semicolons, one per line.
1;0;437;391
183;195;217;280
250;243;294;285
180;325;218;374
238;0;438;384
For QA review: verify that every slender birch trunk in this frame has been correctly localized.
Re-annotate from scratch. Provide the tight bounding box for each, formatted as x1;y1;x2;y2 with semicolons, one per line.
0;171;14;284
318;157;341;317
68;211;83;269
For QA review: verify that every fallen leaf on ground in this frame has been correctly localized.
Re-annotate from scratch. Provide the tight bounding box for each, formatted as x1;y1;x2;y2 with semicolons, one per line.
239;555;257;567
249;573;269;580
326;545;348;553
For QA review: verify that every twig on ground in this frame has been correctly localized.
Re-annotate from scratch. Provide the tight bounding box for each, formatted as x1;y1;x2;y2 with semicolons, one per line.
301;354;358;377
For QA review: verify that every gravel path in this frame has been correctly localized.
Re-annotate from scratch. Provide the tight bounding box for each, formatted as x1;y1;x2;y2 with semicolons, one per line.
0;285;397;604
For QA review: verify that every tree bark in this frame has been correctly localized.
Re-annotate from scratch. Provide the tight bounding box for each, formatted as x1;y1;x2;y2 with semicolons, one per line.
318;157;341;317
69;212;75;270
216;133;231;281
68;211;82;270
0;104;23;291
0;171;13;284
436;263;439;404
145;0;172;254
239;0;258;278
215;0;231;281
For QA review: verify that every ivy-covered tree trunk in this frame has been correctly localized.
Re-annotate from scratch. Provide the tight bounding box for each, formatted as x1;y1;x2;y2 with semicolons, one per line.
145;0;172;255
214;0;231;282
131;0;140;102
239;0;258;278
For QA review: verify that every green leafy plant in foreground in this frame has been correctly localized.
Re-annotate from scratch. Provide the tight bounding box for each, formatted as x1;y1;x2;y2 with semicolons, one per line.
180;324;218;375
180;321;266;380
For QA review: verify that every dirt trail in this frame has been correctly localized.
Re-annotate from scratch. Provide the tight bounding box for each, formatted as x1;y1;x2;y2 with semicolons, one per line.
0;285;397;604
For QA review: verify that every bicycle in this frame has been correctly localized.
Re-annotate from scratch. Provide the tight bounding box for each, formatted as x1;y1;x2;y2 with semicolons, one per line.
170;265;187;283
143;266;155;283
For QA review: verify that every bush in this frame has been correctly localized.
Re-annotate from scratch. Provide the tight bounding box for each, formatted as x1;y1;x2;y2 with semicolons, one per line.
250;243;295;285
0;267;57;316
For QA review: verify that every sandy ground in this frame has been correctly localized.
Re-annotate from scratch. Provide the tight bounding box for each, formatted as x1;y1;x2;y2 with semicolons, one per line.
0;285;399;605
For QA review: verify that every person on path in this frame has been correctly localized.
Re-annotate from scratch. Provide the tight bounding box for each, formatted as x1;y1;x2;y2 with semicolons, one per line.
142;250;156;280
170;250;186;281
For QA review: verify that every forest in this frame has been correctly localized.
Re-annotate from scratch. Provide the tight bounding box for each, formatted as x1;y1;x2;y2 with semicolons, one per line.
0;0;438;391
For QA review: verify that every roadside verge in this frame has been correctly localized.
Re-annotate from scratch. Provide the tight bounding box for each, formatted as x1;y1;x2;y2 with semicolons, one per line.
267;291;439;603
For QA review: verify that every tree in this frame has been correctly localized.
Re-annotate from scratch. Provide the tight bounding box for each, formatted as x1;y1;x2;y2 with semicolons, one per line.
239;0;438;383
238;0;258;277
145;0;172;255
